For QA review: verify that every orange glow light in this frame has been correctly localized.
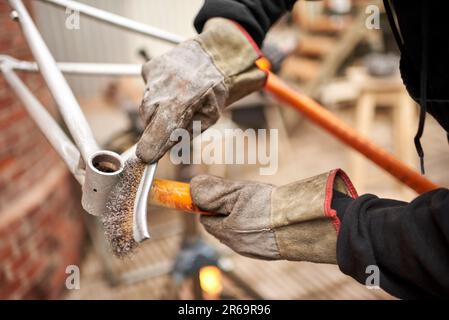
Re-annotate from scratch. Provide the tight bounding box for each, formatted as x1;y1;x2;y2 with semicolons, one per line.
199;266;223;298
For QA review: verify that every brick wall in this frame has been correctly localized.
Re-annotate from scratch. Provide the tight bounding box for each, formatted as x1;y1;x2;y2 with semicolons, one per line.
0;1;85;299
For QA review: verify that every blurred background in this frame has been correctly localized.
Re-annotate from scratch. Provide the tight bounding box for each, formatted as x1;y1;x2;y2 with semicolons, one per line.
1;0;448;300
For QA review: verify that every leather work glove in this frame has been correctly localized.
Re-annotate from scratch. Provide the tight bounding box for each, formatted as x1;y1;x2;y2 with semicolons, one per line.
137;18;267;163
190;170;358;264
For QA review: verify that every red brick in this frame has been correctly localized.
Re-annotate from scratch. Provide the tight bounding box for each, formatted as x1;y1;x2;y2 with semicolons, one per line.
0;94;15;110
49;267;69;294
0;18;18;32
9;252;30;272
0;267;7;284
0;220;21;239
0;108;27;130
21;259;46;283
0;3;85;299
0;156;14;172
0;36;12;50
0;243;13;260
0;279;22;299
0;1;10;11
0;103;21;122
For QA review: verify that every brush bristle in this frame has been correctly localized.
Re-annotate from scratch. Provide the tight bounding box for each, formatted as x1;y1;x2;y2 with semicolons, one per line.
101;158;146;258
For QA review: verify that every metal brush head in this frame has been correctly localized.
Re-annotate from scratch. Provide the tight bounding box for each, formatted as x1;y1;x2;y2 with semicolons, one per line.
101;155;157;257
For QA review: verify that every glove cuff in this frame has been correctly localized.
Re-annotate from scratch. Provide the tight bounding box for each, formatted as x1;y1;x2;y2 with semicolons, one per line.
197;18;262;74
271;169;358;264
195;18;268;105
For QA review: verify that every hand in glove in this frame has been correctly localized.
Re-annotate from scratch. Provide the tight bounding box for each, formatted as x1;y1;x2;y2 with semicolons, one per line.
190;170;358;264
137;18;267;163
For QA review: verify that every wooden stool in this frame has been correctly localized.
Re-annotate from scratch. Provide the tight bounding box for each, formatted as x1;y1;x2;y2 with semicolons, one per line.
347;67;417;197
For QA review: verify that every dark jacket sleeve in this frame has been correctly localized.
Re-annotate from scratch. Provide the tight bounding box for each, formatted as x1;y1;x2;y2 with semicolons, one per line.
333;189;449;299
194;0;297;47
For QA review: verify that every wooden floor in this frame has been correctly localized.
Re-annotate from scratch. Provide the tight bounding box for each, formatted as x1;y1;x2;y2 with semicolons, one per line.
66;222;393;300
67;103;449;300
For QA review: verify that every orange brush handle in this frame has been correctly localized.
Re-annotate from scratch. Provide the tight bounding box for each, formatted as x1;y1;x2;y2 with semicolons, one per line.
263;69;438;194
149;178;212;215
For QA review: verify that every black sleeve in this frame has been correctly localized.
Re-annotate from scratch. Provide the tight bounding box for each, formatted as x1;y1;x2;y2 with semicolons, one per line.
332;189;449;299
194;0;297;47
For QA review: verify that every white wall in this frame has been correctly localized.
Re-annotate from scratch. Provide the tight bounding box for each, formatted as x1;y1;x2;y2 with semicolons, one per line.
32;0;203;98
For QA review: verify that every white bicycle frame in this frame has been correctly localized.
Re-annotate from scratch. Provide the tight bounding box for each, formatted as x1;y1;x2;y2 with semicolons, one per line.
0;0;182;239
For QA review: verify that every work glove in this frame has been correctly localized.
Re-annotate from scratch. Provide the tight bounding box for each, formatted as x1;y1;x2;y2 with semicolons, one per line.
191;170;358;264
137;18;267;163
